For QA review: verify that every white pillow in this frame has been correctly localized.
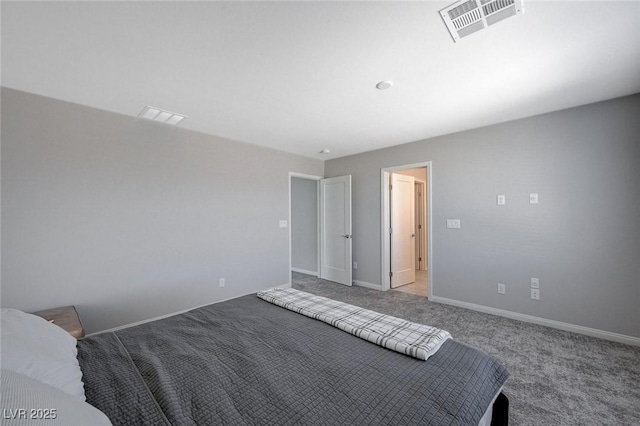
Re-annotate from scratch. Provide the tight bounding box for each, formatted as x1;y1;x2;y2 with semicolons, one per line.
0;369;111;426
1;308;85;400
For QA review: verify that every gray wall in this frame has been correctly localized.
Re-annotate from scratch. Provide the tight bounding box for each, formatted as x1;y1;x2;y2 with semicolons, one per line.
326;94;640;338
1;88;324;333
291;177;318;274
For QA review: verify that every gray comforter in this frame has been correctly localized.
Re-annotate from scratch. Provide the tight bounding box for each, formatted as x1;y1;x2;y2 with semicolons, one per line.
78;294;508;425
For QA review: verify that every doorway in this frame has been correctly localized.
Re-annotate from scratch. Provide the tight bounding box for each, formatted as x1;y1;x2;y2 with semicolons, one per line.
390;172;416;288
381;162;432;298
289;173;322;285
289;173;353;287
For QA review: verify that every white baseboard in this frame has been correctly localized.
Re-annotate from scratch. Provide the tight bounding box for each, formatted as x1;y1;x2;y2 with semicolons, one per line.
273;282;291;289
430;296;640;347
353;280;382;290
291;268;318;276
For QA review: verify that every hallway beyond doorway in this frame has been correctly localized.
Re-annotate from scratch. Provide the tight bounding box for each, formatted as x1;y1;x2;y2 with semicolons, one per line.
392;270;427;297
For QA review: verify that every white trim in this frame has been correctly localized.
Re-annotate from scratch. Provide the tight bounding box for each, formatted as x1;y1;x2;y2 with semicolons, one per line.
381;162;433;300
381;171;390;290
413;178;428;271
431;296;640;347
289;172;324;181
353;280;382;290
288;172;323;288
88;283;291;336
426;164;433;300
273;282;292;290
291;267;318;276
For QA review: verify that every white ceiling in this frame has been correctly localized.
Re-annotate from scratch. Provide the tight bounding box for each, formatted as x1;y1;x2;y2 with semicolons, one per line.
2;1;639;160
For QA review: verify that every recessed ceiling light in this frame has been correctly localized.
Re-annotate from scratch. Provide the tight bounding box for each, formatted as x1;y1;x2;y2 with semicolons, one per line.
319;149;331;154
138;106;187;125
376;81;394;90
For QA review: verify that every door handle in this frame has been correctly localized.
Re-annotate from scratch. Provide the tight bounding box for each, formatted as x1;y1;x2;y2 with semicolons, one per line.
411;234;416;237
343;234;352;239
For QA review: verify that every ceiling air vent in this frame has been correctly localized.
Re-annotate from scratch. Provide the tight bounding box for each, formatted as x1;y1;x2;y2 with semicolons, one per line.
138;106;187;125
440;0;523;42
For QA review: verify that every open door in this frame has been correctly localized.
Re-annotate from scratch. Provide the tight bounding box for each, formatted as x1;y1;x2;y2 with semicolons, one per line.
320;175;352;286
390;173;415;288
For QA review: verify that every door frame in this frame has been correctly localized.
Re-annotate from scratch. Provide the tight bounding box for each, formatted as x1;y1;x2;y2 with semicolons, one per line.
414;178;427;271
381;161;433;298
289;172;322;286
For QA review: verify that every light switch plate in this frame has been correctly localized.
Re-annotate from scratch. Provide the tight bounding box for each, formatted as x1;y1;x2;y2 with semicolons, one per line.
530;193;539;204
531;278;539;289
279;220;288;228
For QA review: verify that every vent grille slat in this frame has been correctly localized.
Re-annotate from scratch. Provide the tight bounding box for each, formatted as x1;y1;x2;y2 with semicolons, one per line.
448;0;478;20
482;0;515;16
453;9;482;29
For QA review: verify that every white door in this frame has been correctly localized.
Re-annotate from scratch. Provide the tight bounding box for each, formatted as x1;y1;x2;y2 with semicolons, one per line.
415;182;425;270
390;173;415;288
320;175;352;286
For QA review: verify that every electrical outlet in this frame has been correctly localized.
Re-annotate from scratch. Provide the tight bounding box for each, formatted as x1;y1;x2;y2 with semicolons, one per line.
497;195;506;205
353;261;358;270
531;288;540;300
219;278;225;287
497;283;506;294
446;219;461;229
531;278;539;289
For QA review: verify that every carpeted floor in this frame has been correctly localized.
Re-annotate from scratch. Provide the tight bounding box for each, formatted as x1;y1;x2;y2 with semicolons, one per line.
291;272;640;425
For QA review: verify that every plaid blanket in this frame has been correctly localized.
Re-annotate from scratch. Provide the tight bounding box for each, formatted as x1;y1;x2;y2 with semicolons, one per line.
257;288;451;360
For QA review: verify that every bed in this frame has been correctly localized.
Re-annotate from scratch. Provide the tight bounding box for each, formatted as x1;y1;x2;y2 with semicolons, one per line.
2;291;509;425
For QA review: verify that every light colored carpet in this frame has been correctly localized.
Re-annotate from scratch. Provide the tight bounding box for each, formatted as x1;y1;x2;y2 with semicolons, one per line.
292;272;640;425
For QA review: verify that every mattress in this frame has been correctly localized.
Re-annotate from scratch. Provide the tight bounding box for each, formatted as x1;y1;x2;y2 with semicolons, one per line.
78;294;509;425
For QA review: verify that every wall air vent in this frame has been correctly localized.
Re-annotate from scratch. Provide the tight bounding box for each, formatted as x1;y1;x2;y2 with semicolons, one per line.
440;0;523;42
